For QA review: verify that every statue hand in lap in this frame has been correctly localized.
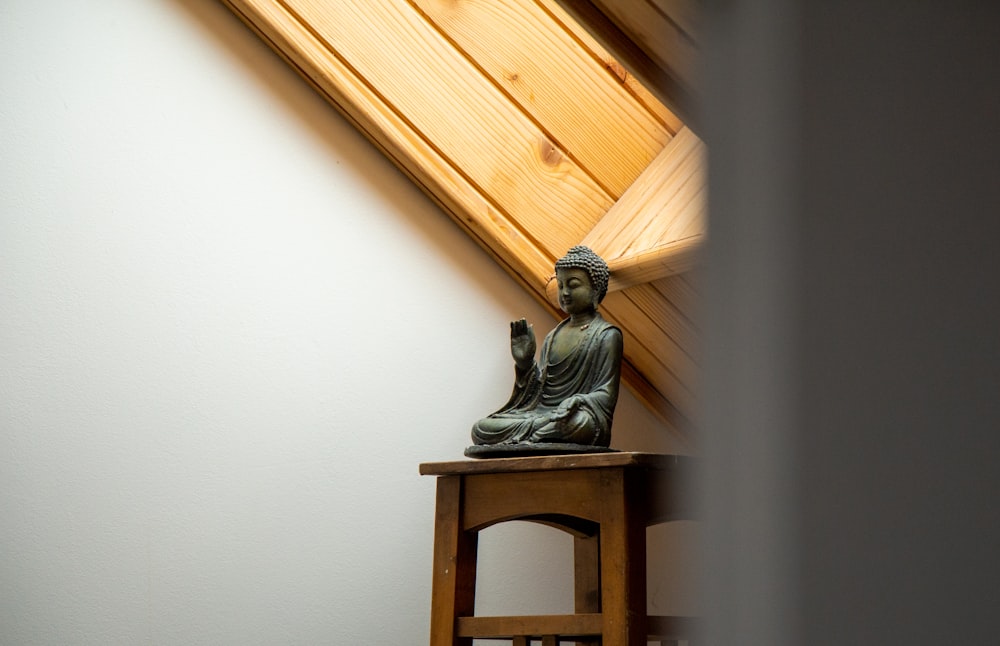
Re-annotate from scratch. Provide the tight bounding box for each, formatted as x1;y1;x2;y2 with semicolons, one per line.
470;246;623;450
552;394;584;420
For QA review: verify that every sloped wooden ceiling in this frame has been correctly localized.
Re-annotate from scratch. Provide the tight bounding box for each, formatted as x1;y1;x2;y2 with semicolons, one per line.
550;0;700;128
221;0;705;446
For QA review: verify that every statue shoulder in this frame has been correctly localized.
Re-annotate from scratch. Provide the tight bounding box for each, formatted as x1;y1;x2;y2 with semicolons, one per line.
591;314;621;336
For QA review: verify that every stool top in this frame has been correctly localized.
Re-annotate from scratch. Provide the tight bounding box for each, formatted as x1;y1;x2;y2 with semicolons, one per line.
419;451;692;476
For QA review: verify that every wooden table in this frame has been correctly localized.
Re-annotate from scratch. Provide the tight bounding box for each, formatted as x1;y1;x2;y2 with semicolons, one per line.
420;452;697;645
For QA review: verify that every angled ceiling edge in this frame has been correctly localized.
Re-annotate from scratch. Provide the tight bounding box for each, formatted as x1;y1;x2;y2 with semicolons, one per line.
220;0;704;447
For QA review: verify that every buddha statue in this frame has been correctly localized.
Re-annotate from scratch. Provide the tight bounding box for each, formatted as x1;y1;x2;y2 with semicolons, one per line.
467;246;623;456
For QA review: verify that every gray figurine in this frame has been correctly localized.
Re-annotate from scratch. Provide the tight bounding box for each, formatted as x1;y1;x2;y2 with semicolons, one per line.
468;246;623;456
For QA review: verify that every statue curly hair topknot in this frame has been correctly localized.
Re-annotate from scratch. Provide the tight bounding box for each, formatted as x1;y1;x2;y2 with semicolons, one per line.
554;245;610;304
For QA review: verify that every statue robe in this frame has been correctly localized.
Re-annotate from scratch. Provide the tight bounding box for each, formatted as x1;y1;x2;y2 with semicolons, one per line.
471;314;623;446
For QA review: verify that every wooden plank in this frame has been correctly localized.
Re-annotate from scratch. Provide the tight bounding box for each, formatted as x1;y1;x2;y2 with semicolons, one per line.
548;0;696;126
284;0;613;255
616;181;703;259
538;0;684;134
545;237;703;295
457;613;603;638
419;451;687;476
414;0;674;197
454;604;698;639
572;127;706;290
600;292;698;419
429;476;479;646
617;284;699;363
648;277;700;358
585;0;699;95
221;0;704;440
654;274;699;310
605;236;703;291
583;128;706;261
461;469;607;530
598;470;647;643
221;0;559;294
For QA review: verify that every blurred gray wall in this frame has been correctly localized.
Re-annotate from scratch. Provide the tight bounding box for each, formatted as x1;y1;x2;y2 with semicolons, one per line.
699;2;1000;644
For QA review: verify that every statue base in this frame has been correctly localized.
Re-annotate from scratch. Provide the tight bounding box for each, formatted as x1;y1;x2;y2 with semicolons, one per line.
464;442;618;459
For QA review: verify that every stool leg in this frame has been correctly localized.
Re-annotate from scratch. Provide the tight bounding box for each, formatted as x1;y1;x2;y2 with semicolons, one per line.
429;476;478;646
574;533;601;646
600;471;647;645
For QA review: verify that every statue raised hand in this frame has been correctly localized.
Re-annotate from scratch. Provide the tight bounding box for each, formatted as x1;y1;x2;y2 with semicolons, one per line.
510;318;536;372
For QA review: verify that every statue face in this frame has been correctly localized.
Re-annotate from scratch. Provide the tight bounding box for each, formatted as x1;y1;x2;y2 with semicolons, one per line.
556;267;596;315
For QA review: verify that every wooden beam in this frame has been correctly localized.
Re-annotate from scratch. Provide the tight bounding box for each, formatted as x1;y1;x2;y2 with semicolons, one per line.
586;0;699;89
538;0;684;135
220;0;615;298
413;0;677;198
549;0;701;128
457;613;603;638
546;236;703;299
220;0;704;441
606;237;703;291
578;127;706;292
583;128;705;259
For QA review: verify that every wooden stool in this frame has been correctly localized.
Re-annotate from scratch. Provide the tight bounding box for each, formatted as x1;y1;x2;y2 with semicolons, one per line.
420;452;696;645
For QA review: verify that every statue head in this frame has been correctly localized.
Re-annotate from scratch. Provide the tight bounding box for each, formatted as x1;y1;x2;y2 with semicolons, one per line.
554;245;610;304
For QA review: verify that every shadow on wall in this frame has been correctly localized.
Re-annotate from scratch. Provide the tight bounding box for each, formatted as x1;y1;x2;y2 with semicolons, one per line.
172;0;529;314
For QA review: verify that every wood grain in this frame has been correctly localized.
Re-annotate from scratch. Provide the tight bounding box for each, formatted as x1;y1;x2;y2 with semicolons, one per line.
286;0;612;253
414;0;673;197
457;613;603;638
582;127;707;281
584;0;699;95
221;0;707;443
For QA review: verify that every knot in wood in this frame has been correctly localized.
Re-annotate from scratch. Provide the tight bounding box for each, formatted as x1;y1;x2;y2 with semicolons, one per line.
538;138;563;166
605;59;628;83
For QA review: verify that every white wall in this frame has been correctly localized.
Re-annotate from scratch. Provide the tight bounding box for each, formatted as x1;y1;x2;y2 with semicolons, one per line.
0;1;690;643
